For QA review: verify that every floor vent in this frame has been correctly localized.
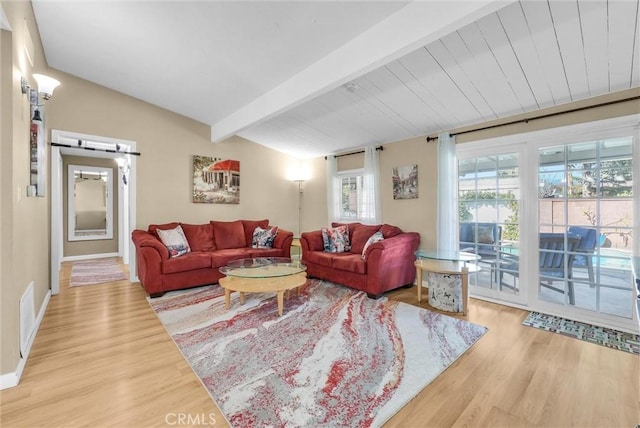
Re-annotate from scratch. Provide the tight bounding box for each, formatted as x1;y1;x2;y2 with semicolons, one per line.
19;282;36;358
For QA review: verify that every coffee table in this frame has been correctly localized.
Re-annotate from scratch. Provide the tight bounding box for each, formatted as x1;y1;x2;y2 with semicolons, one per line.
219;257;307;316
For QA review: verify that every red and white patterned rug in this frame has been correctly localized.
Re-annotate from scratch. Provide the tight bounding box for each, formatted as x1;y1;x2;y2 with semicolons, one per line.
69;257;127;287
149;280;487;427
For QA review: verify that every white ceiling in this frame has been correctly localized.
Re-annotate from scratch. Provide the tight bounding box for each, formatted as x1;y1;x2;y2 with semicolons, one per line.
33;1;639;159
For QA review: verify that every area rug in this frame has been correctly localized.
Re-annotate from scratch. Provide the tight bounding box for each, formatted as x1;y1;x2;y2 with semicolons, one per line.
69;258;126;287
149;279;488;427
523;311;639;355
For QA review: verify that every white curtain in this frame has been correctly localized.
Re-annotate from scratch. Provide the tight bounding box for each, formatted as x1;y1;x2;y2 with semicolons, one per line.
361;146;382;224
326;155;340;223
436;133;459;253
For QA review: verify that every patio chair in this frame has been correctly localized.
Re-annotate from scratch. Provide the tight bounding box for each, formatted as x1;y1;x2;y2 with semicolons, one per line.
459;222;502;258
501;233;582;304
567;226;597;287
459;222;502;282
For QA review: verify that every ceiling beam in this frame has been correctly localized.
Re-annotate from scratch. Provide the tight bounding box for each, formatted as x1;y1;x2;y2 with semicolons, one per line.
210;0;514;144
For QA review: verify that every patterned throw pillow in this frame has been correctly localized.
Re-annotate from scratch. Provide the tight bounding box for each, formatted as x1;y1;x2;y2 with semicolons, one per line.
251;226;278;249
474;225;495;244
361;231;384;259
322;225;351;253
157;225;191;258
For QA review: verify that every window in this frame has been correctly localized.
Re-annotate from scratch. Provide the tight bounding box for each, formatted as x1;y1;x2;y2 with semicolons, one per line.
338;170;363;221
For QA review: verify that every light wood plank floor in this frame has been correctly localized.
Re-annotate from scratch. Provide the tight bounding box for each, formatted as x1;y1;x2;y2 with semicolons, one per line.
1;259;638;427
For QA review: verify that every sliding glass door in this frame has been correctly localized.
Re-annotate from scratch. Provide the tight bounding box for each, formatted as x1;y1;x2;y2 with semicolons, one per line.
537;138;635;318
458;146;526;305
457;116;638;332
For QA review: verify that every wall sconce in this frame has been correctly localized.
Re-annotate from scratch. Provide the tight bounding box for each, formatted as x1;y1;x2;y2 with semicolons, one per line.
21;73;60;107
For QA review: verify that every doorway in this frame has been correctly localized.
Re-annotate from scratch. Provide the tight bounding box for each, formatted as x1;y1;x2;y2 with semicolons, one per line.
50;130;137;295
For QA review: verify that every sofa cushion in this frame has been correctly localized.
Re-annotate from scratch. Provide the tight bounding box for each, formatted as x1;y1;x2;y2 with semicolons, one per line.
242;219;269;247
350;224;381;254
305;251;334;268
211;220;246;249
251;226;278;248
332;253;367;275
211;248;253;267
148;222;180;238
162;252;211;274
180;223;216;252
322;225;350;253
157;225;191;258
380;224;403;239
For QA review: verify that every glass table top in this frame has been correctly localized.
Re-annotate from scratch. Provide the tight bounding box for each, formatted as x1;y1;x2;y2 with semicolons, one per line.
414;250;481;262
219;257;306;278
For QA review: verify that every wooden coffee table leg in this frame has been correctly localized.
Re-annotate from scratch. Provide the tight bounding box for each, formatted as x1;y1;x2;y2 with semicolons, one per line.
239;292;245;304
277;291;284;316
224;288;231;309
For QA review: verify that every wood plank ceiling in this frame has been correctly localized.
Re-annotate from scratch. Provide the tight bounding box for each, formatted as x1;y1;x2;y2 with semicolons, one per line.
239;0;640;159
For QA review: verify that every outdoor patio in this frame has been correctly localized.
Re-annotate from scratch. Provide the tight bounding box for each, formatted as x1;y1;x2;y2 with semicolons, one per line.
473;259;635;319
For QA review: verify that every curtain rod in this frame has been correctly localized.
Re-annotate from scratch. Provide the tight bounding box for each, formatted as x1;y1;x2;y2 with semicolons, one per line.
51;142;141;156
324;145;383;160
425;95;640;142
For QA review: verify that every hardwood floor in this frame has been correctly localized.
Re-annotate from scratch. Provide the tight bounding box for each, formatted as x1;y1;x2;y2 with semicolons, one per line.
1;260;638;427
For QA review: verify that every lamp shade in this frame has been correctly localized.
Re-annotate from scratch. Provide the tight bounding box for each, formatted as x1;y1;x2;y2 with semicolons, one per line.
33;74;60;99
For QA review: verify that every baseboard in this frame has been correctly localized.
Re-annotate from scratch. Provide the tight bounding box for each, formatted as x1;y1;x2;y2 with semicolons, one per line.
0;289;51;390
62;252;119;262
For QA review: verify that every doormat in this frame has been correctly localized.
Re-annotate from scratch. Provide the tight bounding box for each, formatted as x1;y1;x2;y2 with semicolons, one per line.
523;311;639;355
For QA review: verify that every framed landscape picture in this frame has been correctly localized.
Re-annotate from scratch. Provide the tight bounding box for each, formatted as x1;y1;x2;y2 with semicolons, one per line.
392;164;418;199
193;155;240;204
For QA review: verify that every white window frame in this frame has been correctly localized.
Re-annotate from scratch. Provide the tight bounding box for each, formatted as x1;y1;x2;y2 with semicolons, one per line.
337;168;364;222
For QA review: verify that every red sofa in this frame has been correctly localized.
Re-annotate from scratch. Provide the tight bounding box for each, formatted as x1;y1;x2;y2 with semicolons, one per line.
132;219;293;297
300;222;420;298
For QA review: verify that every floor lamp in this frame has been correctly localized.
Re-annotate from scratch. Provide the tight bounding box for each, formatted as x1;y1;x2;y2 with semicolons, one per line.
293;180;304;237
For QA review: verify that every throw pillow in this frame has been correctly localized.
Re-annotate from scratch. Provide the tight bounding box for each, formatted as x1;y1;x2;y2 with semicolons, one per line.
474;225;495;244
157;225;191;258
361;231;384;259
251;226;279;249
322;225;351;253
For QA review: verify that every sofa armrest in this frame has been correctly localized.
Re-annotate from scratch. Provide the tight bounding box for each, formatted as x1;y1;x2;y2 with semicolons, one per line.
301;230;324;253
365;232;421;295
132;230;169;260
272;227;294;257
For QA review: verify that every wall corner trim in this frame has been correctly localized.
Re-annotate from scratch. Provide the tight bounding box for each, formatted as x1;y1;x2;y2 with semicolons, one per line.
0;289;51;390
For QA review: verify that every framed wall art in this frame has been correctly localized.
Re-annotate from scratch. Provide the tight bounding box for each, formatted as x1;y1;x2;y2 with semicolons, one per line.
392;164;418;200
193;155;240;204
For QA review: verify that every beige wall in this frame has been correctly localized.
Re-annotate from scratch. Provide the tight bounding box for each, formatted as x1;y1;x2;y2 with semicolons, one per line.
45;70;301;233
1;0;50;375
62;155;119;257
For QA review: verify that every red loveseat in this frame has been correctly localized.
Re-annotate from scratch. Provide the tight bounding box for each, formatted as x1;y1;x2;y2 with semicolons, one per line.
132;219;293;297
300;222;420;298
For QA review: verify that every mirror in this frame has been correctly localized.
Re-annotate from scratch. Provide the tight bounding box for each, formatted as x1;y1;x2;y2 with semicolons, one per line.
68;164;113;241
